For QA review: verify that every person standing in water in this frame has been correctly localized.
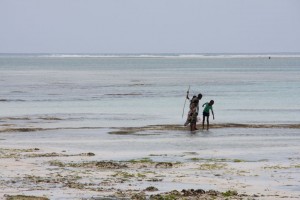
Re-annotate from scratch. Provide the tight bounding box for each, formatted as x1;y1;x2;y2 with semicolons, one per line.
202;100;215;130
184;93;202;127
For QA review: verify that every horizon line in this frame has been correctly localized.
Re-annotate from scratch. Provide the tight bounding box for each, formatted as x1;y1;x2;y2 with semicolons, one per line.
1;52;300;55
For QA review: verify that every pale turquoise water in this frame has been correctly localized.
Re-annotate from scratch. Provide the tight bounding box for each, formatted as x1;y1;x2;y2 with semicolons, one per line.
0;54;300;128
0;54;300;199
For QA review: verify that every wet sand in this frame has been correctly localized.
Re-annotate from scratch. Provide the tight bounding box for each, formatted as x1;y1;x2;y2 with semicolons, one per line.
0;126;300;199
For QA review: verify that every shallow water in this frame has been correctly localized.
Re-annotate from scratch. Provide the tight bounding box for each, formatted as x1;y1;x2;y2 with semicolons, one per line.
1;54;300;129
1;128;299;163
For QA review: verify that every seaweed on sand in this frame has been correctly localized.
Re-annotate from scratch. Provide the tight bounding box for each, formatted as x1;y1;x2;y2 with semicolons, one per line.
49;160;128;169
198;163;227;170
108;123;300;135
5;195;49;200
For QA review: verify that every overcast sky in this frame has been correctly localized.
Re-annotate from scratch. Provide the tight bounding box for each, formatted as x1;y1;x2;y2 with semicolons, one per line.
1;0;300;54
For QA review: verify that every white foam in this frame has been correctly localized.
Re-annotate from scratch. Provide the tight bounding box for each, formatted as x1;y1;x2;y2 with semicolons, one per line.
35;53;300;59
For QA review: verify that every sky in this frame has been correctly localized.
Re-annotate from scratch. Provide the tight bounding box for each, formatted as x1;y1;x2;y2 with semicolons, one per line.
1;0;300;54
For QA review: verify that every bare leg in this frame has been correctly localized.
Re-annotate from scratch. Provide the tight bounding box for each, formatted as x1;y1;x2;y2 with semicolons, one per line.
191;123;196;131
202;116;205;129
207;117;209;130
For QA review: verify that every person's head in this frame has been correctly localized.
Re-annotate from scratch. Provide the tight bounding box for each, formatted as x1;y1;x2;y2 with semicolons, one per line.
197;93;202;99
209;100;214;105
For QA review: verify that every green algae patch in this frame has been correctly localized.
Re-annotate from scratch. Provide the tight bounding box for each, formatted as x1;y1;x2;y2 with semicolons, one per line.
189;157;264;163
189;157;229;162
131;192;147;200
190;158;201;161
5;195;49;200
258;159;269;162
151;194;177;200
112;171;150;179
64;182;86;190
149;189;231;200
222;190;238;197
233;159;245;163
108;123;300;136
263;165;290;170
149;154;168;157
127;157;154;164
0;148;95;159
0;148;40;158
108;124;186;135
137;173;147;178
112;171;135;178
23;174;82;185
198;163;227;170
108;130;136;135
125;158;179;168
27;152;95;158
49;160;127;169
0;128;44;133
49;160;65;167
150;190;181;200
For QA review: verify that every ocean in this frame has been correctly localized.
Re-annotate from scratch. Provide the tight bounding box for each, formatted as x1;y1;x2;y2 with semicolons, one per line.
0;54;300;130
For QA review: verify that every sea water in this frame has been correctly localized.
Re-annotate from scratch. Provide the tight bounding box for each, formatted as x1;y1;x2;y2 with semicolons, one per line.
0;54;300;129
1;54;300;199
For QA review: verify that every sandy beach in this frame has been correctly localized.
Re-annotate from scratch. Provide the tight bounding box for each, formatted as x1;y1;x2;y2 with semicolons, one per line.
1;124;299;200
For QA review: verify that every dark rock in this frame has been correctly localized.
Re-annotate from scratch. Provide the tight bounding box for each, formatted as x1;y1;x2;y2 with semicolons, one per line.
195;189;205;194
144;186;159;191
155;162;173;168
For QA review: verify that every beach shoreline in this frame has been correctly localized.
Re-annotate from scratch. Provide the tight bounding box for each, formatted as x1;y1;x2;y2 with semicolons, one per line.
0;127;299;200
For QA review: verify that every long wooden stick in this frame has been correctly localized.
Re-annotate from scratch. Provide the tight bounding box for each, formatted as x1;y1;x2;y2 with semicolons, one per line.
182;85;190;118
